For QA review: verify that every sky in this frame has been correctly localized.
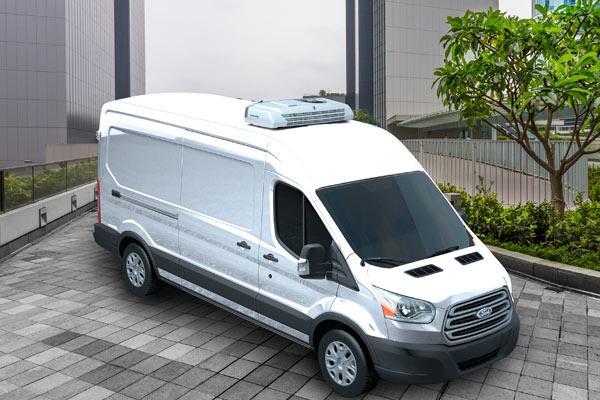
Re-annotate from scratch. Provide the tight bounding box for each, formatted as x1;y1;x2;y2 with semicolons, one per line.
145;0;530;100
145;0;346;100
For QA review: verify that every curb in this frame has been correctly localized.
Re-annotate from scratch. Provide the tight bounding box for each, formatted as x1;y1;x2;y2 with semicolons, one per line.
489;245;600;295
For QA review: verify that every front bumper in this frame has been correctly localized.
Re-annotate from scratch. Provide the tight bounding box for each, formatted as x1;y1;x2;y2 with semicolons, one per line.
371;309;520;384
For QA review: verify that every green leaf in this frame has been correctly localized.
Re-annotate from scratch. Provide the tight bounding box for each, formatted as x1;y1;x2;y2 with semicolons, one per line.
434;0;599;212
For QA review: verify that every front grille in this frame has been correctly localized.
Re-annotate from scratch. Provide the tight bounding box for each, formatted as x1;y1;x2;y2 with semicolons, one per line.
444;289;512;343
282;109;346;126
405;265;443;278
457;349;499;371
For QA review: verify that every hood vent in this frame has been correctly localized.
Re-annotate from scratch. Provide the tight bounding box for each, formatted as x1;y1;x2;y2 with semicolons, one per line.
455;252;483;265
405;264;443;278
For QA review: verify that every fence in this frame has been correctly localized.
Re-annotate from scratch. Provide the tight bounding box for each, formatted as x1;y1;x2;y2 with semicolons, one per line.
0;158;98;213
402;140;588;206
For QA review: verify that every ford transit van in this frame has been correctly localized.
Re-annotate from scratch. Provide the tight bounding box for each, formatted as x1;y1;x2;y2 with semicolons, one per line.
93;93;519;396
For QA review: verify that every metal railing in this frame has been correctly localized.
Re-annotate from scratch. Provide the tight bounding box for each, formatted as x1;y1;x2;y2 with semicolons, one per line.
402;139;588;206
0;157;98;213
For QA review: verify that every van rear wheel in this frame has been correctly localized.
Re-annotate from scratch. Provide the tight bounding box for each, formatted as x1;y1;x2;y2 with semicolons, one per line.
318;329;377;396
123;243;158;296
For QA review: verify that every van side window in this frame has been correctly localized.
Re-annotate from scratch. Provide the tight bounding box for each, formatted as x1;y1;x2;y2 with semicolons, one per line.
275;183;332;257
107;129;181;204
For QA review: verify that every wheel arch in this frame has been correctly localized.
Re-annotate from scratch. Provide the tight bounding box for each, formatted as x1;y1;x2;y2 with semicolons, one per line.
311;313;380;366
118;231;157;273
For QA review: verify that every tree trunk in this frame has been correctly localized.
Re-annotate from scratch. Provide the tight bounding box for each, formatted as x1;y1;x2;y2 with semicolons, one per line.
549;172;566;215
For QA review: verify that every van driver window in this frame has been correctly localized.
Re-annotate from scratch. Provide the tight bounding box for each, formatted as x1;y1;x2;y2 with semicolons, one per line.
274;183;332;257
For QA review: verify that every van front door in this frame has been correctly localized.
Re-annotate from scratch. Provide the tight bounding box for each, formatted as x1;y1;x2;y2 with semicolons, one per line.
177;137;264;311
257;172;339;343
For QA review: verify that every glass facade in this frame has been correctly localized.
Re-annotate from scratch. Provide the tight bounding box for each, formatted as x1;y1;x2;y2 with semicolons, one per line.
373;0;386;127
533;0;577;15
65;1;116;143
345;0;374;119
0;0;145;167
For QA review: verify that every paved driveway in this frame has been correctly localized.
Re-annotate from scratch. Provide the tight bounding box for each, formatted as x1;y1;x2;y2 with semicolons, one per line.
0;213;598;400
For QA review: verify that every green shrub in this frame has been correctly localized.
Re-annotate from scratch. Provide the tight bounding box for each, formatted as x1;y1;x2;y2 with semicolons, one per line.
439;181;599;270
590;166;600;202
4;172;33;209
33;163;67;200
547;195;600;257
2;158;97;211
353;109;378;125
484;240;600;271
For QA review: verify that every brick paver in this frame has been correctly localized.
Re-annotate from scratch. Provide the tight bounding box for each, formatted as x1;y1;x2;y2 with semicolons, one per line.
0;212;599;399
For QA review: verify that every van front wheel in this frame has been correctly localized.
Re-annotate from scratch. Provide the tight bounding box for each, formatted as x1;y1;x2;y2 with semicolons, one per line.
122;243;158;296
318;329;377;396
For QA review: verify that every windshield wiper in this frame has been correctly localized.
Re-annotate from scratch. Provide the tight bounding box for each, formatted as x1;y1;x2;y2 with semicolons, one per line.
427;245;459;259
360;257;407;267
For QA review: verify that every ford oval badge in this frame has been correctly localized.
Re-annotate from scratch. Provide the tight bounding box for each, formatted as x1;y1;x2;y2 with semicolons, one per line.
476;306;493;319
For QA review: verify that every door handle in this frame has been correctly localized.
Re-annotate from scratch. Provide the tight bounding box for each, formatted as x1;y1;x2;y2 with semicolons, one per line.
263;253;278;263
111;189;121;198
236;241;251;250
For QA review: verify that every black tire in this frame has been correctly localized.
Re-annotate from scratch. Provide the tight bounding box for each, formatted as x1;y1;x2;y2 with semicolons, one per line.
122;243;159;296
318;329;377;397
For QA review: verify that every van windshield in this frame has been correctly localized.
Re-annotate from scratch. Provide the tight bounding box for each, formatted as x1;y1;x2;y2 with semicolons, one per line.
317;171;471;267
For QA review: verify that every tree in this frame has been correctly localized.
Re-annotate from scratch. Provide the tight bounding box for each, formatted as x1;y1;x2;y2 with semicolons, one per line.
353;109;378;125
434;0;600;214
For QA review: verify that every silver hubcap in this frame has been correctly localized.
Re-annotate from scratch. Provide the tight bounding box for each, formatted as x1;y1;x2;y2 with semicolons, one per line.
126;252;145;288
325;341;357;386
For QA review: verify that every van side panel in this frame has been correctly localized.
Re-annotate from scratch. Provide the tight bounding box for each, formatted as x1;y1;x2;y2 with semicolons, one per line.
102;115;184;275
177;134;265;311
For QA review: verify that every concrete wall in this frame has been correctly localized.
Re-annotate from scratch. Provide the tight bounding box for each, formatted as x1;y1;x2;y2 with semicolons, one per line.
45;143;97;163
0;182;95;247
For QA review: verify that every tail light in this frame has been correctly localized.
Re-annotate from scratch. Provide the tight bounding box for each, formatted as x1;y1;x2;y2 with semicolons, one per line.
97;178;101;223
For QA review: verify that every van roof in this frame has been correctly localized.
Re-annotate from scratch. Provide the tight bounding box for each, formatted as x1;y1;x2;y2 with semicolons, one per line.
103;93;423;188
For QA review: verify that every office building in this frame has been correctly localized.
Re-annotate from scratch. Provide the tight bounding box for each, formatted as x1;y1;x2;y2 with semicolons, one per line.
0;0;145;168
346;0;497;132
532;0;576;15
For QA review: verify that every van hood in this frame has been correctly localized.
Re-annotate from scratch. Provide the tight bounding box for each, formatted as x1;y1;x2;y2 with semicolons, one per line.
358;246;510;308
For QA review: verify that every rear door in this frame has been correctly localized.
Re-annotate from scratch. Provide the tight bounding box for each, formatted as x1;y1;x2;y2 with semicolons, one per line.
105;123;182;276
177;135;265;311
257;172;339;342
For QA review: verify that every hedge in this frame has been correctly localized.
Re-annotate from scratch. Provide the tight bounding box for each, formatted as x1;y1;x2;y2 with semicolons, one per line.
439;179;600;271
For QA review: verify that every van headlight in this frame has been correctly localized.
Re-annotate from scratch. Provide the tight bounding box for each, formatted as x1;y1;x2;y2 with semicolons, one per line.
373;287;435;324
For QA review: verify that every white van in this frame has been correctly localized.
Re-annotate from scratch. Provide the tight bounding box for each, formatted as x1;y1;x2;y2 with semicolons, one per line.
94;93;519;396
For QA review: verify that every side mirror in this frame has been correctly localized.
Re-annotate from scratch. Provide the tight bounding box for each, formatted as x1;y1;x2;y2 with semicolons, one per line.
458;210;467;223
297;243;330;279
